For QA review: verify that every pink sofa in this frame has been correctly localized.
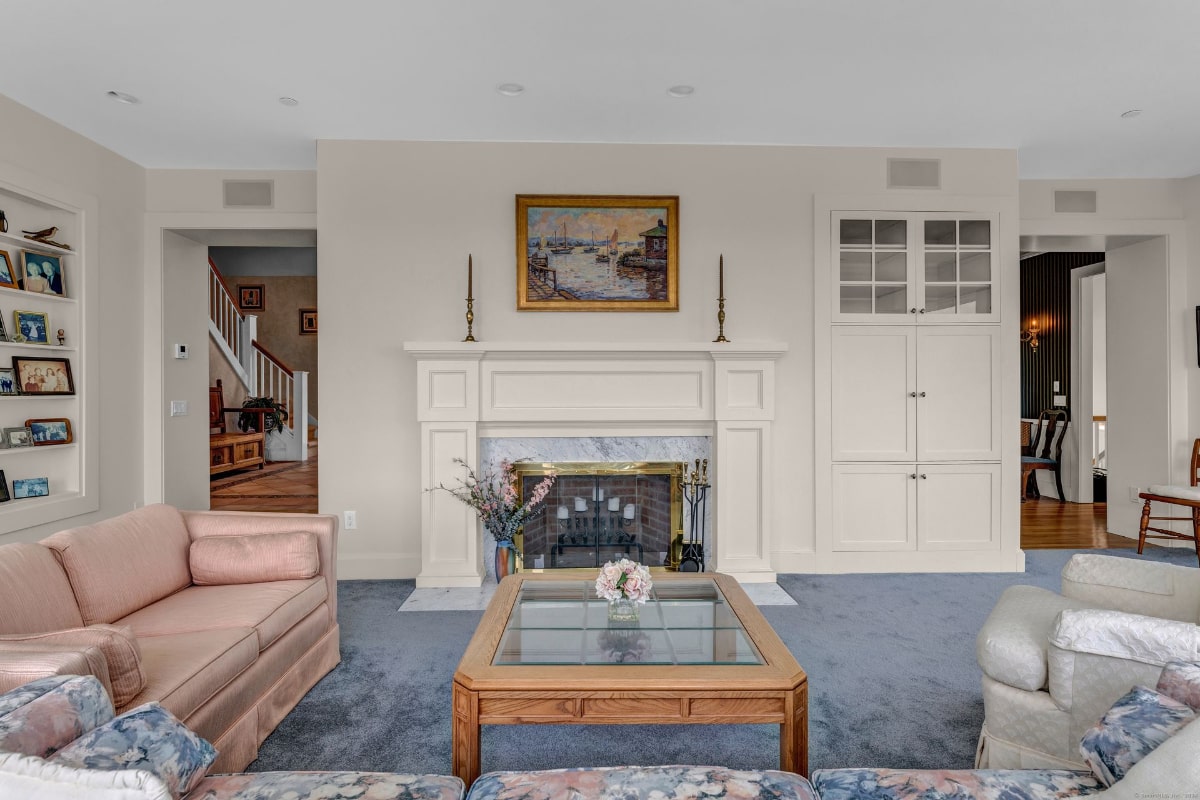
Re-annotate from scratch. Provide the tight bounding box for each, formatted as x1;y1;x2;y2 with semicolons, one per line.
0;504;340;773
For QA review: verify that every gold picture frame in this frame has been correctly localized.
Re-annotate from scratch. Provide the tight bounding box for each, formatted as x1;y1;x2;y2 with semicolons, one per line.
516;194;679;311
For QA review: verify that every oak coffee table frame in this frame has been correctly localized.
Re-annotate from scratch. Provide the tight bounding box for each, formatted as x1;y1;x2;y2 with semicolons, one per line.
451;572;808;785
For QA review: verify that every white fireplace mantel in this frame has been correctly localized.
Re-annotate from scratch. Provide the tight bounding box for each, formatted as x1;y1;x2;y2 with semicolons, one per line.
405;341;787;587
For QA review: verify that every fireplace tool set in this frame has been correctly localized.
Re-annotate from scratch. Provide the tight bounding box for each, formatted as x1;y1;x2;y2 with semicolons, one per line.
678;459;709;572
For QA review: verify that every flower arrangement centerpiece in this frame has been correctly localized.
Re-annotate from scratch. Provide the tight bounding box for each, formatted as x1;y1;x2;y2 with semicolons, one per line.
595;558;653;622
433;458;555;580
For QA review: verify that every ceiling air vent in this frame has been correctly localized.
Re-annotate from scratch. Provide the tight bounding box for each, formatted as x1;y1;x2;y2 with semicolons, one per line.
223;180;274;209
1054;190;1097;213
887;158;941;190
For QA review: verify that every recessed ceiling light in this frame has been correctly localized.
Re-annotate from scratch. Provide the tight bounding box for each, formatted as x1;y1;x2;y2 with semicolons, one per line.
667;85;695;98
278;97;299;107
497;83;525;96
1120;109;1143;118
106;90;140;105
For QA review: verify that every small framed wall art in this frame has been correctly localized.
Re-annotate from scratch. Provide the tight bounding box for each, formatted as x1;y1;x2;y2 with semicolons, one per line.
0;368;16;395
0;471;8;502
238;284;265;312
515;194;679;311
14;310;49;344
25;418;72;445
2;426;33;448
0;251;16;289
299;308;317;335
13;356;74;395
19;252;65;297
13;477;49;499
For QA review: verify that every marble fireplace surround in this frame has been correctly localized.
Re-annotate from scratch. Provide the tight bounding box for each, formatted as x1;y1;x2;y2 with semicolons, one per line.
405;341;787;588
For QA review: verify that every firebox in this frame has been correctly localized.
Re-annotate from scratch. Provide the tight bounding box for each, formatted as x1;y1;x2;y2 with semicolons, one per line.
512;461;685;571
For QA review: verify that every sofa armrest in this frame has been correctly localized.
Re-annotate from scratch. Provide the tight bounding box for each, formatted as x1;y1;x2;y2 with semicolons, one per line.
181;510;339;624
1061;553;1200;622
976;585;1097;691
0;644;112;697
1047;608;1200;713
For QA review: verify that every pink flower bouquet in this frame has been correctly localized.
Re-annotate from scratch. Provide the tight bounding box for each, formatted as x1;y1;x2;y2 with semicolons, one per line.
432;458;555;554
595;558;653;604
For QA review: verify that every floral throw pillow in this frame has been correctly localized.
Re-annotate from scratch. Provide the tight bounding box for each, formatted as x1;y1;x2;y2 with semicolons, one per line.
1079;685;1196;787
50;702;216;799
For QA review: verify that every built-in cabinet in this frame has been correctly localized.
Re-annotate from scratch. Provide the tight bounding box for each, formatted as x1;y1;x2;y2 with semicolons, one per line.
824;211;1003;565
0;177;95;534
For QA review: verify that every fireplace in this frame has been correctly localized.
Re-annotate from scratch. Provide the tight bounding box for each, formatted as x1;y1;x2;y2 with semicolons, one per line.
513;461;684;571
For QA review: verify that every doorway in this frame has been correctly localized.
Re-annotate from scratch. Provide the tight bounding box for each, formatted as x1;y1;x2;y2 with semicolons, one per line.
159;229;318;513
1018;234;1170;550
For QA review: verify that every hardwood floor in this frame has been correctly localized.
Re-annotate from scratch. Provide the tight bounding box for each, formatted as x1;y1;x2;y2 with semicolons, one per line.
209;444;318;513
1019;498;1141;549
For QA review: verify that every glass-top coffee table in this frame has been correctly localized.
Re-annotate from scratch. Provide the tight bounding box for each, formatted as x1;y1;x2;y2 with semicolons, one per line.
451;573;807;785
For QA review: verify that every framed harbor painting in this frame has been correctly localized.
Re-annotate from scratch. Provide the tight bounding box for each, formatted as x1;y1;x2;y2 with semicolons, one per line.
516;194;679;311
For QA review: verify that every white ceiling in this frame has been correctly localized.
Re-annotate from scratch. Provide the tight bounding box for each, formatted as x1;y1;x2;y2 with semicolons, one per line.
2;1;1198;178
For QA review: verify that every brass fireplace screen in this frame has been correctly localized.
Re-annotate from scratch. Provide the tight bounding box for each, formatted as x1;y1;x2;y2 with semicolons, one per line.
513;461;685;572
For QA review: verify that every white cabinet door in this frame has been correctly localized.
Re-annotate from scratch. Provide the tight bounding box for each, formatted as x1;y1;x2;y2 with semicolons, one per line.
831;463;917;551
831;327;916;461
916;326;1001;461
916;463;1001;551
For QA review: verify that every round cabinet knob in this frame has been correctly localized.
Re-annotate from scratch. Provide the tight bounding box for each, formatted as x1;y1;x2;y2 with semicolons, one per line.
910;308;918;314
910;473;918;480
920;474;928;480
919;391;927;397
918;308;926;314
909;392;918;398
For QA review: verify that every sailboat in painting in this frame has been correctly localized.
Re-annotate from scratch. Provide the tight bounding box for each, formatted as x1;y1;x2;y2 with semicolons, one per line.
595;228;618;263
548;221;573;254
583;230;598;253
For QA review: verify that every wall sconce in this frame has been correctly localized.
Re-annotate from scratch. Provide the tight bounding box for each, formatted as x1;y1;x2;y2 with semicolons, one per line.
1020;318;1040;353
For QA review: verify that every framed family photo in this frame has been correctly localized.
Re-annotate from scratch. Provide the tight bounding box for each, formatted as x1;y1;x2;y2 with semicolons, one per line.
25;418;72;445
14;311;49;344
2;427;33;449
19;252;65;297
299;308;317;334
0;251;16;290
238;284;265;312
13;356;74;395
13;477;49;499
516;194;679;312
0;368;17;395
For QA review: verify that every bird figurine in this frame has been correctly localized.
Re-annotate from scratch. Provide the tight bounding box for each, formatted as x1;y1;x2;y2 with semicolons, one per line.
21;225;71;250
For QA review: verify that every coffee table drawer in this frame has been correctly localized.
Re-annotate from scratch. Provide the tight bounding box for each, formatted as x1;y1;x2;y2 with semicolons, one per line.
689;697;785;720
582;698;682;718
479;696;578;719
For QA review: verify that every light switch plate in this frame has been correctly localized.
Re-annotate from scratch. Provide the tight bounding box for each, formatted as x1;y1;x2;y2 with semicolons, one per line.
174;344;189;359
170;400;187;416
1053;394;1067;406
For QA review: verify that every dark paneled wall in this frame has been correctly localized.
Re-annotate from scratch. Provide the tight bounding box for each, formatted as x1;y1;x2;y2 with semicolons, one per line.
1020;253;1106;418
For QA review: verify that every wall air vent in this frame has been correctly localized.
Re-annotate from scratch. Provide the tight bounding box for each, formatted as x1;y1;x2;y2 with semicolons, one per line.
1054;190;1097;213
887;158;941;190
222;180;275;209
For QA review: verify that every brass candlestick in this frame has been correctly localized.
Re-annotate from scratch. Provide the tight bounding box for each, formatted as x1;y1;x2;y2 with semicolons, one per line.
463;254;476;342
713;254;729;343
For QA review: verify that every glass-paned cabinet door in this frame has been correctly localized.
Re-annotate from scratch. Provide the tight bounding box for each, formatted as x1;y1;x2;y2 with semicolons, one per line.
834;215;914;322
917;216;998;322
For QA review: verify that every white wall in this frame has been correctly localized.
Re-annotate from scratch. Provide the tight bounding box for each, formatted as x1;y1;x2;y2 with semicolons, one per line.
1092;273;1107;416
0;95;145;543
317;140;1019;578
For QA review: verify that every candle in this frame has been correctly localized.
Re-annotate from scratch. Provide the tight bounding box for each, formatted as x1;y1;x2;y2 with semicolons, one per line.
608;497;620;512
719;254;724;297
557;505;569;520
623;504;636;520
467;254;473;297
574;497;587;512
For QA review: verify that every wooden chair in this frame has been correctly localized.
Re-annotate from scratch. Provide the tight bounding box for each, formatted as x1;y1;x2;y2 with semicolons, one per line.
1020;409;1068;502
1136;438;1200;565
209;379;267;476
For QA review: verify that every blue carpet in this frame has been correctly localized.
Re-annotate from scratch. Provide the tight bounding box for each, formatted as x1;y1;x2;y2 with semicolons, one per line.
249;547;1195;776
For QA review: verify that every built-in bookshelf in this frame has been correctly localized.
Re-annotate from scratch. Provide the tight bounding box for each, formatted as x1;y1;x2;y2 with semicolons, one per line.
0;176;96;534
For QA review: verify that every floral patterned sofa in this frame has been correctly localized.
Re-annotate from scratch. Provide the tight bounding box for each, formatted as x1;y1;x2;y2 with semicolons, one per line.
3;663;1198;799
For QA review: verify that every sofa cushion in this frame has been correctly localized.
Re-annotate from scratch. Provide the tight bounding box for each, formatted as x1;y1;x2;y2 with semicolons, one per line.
123;628;257;720
118;578;326;651
0;542;84;633
190;530;319;585
53;702;216;799
977;585;1097;692
0;675;114;758
465;766;817;800
194;771;466;800
1078;686;1195;787
1101;713;1200;798
0;751;172;800
1155;660;1200;710
0;625;145;707
810;768;1102;800
41;505;193;625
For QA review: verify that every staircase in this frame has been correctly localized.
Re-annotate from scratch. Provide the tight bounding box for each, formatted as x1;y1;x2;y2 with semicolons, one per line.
208;259;311;462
